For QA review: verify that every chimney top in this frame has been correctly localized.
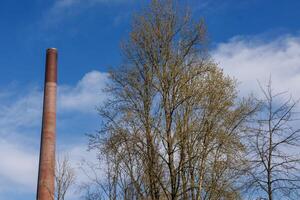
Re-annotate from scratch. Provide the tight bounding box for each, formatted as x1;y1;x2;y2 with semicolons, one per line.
45;48;57;83
47;48;57;52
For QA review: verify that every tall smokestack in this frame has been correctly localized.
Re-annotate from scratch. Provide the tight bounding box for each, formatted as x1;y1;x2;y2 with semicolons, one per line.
36;48;58;200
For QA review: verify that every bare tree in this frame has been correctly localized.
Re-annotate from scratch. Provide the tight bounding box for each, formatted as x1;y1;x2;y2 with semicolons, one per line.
55;155;76;200
87;0;256;200
245;80;300;200
79;155;120;200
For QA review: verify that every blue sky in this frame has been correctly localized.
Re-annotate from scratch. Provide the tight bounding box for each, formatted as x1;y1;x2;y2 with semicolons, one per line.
0;0;300;200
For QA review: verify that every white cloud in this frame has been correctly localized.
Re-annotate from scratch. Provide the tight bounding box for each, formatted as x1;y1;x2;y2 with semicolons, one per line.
0;140;38;191
0;140;96;199
0;70;107;195
212;34;300;98
0;89;42;132
58;71;109;113
0;70;108;140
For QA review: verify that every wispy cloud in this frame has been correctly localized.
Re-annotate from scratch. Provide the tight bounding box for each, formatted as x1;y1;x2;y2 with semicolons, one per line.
54;0;129;9
43;0;132;28
213;34;300;98
0;89;42;133
193;0;256;14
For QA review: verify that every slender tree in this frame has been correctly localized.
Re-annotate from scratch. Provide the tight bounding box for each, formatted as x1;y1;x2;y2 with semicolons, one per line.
245;81;300;200
55;155;76;200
